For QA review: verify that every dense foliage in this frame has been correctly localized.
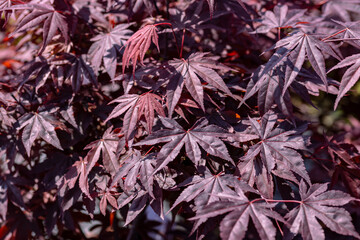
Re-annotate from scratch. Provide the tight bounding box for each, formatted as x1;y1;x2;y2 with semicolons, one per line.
0;0;360;239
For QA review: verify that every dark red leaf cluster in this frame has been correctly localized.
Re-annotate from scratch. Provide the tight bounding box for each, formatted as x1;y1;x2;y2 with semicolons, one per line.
0;0;359;239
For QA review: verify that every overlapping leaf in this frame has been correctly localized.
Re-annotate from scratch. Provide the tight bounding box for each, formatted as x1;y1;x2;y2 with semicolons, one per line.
83;127;119;176
113;150;157;197
18;56;52;92
0;175;26;221
122;24;159;74
56;158;90;208
326;20;360;49
328;53;360;109
88;23;132;78
285;181;360;240
166;1;225;35
241;66;293;117
134;117;234;173
61;54;98;92
117;182;164;225
289;67;339;105
0;1;359;239
9;4;69;54
190;188;284;240
323;0;360;22
105;92;165;140
239;112;310;187
242;65;339;117
322;134;360;168
18;111;63;156
99;189;118;216
168;52;233;115
169;170;253;212
255;5;306;34
259;31;340;94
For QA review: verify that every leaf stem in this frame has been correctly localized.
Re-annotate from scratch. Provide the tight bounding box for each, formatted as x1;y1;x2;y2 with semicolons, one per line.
277;27;281;41
321;28;346;41
11;0;25;4
180;29;186;58
275;218;284;236
250;198;303;204
154;23;180;57
144;146;155;156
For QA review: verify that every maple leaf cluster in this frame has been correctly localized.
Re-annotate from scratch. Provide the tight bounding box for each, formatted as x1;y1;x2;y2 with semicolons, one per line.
0;0;359;239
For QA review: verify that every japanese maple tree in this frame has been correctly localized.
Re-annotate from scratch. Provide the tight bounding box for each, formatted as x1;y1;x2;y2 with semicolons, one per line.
0;0;360;239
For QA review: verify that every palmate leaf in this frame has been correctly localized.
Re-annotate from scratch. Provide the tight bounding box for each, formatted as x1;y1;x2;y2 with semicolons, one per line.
285;181;360;240
242;66;293;117
260;31;340;94
88;23;133;78
57;157;88;201
239;112;310;188
113;150;157;198
239;155;275;199
255;4;306;34
323;0;360;22
61;54;98;92
99;189;118;216
18;111;63;156
105;92;165;141
122;24;160;74
83;127;119;176
321;133;360;169
117;182;164;225
169;170;256;237
18;56;52;92
8;4;69;54
288;66;339;100
190;188;284;240
127;187;163;225
168;52;233;115
242;65;339;117
168;170;253;212
134;117;234;173
327;20;360;49
328;53;360;109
